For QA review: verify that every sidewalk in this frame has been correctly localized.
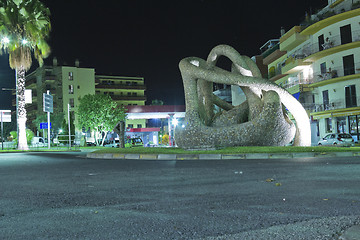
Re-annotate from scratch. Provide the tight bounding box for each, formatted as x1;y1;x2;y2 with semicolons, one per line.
87;151;360;160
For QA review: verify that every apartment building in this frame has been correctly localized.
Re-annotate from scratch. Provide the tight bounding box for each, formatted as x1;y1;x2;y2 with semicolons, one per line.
259;0;360;144
25;59;95;131
24;58;146;133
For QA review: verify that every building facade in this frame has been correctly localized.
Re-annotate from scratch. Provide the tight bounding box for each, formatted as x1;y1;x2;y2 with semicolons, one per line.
24;59;146;135
259;0;360;144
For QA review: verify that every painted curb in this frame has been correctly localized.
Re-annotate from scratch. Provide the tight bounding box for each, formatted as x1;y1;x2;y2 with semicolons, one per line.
86;152;360;160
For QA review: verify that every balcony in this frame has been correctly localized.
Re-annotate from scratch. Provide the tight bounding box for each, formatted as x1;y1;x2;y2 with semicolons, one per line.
308;63;360;87
44;75;56;83
110;95;147;101
25;78;37;88
301;8;360;36
96;84;146;90
263;49;287;66
280;26;308;51
281;57;311;74
26;104;38;113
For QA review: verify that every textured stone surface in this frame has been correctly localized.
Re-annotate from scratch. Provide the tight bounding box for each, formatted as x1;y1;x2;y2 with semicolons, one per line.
175;45;311;149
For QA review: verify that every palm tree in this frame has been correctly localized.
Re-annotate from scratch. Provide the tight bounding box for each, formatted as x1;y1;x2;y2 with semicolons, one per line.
0;0;51;150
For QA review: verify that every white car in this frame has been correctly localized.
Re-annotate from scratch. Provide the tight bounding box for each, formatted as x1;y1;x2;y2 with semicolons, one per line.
104;140;119;148
318;133;354;146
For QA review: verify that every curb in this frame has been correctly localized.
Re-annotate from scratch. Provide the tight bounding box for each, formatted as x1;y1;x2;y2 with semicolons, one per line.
86;151;360;160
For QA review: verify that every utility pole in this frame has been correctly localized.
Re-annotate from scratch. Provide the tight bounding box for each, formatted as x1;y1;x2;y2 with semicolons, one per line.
68;103;71;150
43;90;53;149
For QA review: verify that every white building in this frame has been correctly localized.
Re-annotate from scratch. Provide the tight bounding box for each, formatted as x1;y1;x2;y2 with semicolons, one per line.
255;0;360;144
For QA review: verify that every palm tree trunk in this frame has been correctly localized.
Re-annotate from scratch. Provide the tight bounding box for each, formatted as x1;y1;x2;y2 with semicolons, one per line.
16;66;29;150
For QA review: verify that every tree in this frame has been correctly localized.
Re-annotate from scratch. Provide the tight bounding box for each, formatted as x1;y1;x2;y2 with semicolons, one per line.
0;0;51;150
33;112;64;137
77;94;127;146
10;128;34;145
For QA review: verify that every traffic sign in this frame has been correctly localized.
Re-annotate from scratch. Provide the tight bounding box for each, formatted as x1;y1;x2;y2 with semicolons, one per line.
43;93;53;113
40;122;52;129
0;110;11;122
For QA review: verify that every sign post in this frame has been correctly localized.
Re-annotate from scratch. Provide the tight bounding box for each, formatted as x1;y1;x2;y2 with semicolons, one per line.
43;91;53;149
0;110;11;150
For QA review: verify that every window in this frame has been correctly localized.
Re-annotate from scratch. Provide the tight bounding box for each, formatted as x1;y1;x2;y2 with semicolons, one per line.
77;85;80;89
69;85;74;94
132;92;137;96
345;85;357;108
137;124;142;128
69;98;74;108
322;90;329;110
320;62;327;74
128;124;133;128
326;118;332;133
127;92;131;96
340;24;352;45
343;54;355;76
69;72;73;81
318;34;325;51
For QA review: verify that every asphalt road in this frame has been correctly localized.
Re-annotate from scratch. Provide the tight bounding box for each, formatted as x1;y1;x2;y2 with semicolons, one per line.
0;152;360;239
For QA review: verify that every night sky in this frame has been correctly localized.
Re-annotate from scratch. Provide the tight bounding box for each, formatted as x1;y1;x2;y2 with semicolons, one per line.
0;0;327;109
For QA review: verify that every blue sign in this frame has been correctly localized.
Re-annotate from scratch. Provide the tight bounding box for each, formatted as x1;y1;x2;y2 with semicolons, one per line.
40;122;52;129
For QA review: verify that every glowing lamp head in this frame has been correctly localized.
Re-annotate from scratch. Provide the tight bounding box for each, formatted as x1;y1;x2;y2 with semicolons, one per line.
172;118;178;126
22;39;28;45
2;37;9;44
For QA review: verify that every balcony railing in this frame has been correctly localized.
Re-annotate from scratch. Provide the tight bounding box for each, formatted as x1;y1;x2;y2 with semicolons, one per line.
96;84;146;90
303;96;360;113
111;95;147;101
25;78;37;87
291;30;360;59
281;61;360;90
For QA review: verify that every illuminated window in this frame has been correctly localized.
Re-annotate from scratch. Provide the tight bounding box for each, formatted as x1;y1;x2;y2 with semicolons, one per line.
69;85;74;94
69;72;73;81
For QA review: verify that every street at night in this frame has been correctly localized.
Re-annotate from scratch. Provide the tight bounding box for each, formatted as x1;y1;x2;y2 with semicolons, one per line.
0;152;359;239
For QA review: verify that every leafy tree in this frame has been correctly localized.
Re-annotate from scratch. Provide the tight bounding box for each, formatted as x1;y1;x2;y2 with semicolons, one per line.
10;128;34;145
58;113;75;146
33;112;64;137
162;134;169;145
77;94;127;146
0;0;51;150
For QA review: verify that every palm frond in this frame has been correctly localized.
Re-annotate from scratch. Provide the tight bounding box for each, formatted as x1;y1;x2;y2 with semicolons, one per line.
0;0;51;70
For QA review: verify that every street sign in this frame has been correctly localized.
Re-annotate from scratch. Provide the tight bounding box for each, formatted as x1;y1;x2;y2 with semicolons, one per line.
43;93;53;113
0;110;11;122
40;122;52;129
25;89;32;104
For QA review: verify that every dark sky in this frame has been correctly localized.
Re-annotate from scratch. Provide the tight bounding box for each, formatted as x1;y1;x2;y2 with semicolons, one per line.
0;0;327;109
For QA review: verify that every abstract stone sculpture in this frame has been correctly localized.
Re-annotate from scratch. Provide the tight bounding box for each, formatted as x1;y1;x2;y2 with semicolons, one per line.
175;45;311;149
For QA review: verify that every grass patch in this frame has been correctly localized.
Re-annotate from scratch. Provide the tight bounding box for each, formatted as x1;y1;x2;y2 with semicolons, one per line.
92;146;360;154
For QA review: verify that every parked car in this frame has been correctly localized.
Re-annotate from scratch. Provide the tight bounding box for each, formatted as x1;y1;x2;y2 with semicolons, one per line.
125;137;144;148
31;137;46;147
104;139;120;148
318;133;354;146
